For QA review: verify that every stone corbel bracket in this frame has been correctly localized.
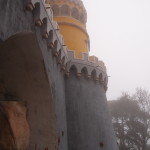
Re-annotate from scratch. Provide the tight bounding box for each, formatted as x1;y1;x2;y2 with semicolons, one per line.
24;0;69;72
66;51;108;91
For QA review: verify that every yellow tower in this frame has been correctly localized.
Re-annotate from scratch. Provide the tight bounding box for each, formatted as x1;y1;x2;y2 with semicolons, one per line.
46;0;90;58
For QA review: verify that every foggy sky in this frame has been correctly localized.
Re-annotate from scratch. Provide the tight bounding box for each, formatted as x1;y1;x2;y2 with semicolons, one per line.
82;0;150;100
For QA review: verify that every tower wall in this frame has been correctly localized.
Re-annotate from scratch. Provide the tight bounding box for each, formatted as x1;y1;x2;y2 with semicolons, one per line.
0;0;118;150
46;0;90;58
65;73;118;150
54;18;89;57
0;0;69;149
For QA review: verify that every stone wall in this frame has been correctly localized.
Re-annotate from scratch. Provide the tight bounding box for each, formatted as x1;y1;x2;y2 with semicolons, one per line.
0;0;118;150
0;0;68;149
65;71;118;150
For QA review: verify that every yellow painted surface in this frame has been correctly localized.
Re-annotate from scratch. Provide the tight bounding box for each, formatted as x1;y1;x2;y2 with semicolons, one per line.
46;0;89;58
55;17;86;30
54;17;89;58
54;20;88;58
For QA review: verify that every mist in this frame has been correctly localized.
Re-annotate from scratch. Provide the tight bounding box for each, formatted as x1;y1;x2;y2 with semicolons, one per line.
83;0;150;100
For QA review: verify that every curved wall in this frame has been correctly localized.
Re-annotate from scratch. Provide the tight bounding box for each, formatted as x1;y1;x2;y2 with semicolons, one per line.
0;33;58;150
65;71;118;150
0;0;69;149
0;1;118;150
46;0;89;58
56;20;89;58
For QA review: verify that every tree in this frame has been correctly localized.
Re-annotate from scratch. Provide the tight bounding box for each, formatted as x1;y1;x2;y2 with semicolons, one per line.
109;89;150;150
109;93;140;150
132;88;150;150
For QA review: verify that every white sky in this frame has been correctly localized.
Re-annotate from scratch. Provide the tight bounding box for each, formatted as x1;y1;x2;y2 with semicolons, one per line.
82;0;150;100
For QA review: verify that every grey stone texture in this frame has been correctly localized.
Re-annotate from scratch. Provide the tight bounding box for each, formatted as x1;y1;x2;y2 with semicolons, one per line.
0;0;118;150
65;72;118;150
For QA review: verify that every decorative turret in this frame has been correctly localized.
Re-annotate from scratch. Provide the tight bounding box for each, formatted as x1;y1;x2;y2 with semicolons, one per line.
46;0;89;58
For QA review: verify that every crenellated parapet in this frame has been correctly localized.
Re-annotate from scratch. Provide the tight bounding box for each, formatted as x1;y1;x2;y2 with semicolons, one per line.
24;0;108;91
66;51;108;91
24;0;70;71
0;1;119;149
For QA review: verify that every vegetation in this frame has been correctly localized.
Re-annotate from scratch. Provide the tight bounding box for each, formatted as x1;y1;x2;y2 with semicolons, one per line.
108;88;150;150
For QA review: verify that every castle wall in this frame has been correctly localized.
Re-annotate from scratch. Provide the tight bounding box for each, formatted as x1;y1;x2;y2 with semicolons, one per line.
36;29;68;150
0;0;68;149
0;33;59;150
65;73;118;150
0;1;118;150
0;0;33;41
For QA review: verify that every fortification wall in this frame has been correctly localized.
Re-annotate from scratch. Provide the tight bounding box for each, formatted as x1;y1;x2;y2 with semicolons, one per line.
0;0;118;150
65;61;118;150
0;0;68;149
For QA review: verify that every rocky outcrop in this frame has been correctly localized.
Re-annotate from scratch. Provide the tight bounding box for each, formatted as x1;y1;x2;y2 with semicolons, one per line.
0;101;29;150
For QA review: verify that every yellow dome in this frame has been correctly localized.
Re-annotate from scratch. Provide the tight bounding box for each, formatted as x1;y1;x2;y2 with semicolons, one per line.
46;0;90;58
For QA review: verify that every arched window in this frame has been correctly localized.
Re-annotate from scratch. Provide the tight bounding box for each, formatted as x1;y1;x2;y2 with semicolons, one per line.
69;65;77;75
60;5;70;16
71;7;79;20
91;69;97;80
80;13;85;23
52;5;60;16
81;67;88;78
99;73;103;81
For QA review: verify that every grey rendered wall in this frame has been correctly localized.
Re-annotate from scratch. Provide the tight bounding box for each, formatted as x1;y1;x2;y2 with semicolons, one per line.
65;73;118;150
36;30;68;150
0;0;68;149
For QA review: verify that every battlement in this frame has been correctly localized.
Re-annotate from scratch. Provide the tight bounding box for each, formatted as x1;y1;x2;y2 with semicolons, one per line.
67;51;108;90
25;0;69;68
0;0;119;149
24;0;108;90
68;51;106;72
